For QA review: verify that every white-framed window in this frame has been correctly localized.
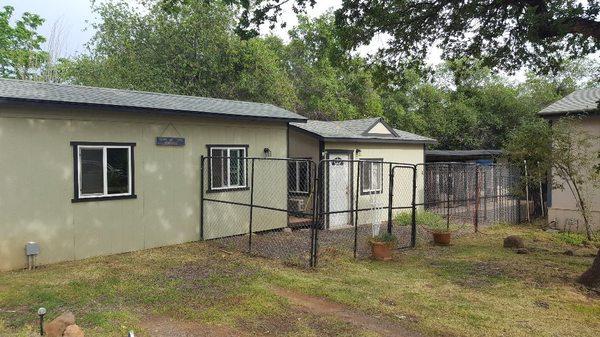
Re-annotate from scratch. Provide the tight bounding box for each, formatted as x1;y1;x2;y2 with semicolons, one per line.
208;145;248;191
72;142;135;201
361;159;383;194
288;159;310;194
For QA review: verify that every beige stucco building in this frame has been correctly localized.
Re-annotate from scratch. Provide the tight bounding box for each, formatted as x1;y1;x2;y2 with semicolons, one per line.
0;79;305;271
539;88;600;233
289;118;435;228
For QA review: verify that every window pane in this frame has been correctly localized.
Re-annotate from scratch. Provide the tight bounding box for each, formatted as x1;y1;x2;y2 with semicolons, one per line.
361;162;371;190
80;148;104;195
298;162;309;192
372;163;382;190
288;161;297;191
229;149;245;186
107;148;130;194
211;149;226;188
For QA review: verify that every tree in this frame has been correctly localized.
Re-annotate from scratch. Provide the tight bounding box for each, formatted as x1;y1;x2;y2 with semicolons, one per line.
0;5;47;79
550;117;600;240
60;0;299;110
220;0;600;73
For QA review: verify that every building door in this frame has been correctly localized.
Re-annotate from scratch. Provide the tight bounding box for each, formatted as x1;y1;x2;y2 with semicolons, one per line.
328;152;352;228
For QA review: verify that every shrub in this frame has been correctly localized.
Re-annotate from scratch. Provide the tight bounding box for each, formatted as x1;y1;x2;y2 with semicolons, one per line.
395;211;446;228
369;232;398;245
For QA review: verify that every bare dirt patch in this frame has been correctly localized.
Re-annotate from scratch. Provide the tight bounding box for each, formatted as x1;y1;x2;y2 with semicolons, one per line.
140;316;253;337
272;287;425;337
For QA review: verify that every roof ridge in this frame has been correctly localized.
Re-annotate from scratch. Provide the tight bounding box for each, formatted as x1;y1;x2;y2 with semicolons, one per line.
0;78;282;109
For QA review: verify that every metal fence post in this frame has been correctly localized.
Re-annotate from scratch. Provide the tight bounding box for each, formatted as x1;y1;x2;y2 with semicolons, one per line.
446;163;451;230
310;162;319;268
248;158;255;254
387;163;394;234
411;166;417;247
474;165;480;233
354;161;360;259
200;156;205;241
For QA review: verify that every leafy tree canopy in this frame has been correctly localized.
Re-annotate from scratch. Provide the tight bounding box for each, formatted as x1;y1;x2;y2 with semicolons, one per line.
219;0;600;74
0;5;47;79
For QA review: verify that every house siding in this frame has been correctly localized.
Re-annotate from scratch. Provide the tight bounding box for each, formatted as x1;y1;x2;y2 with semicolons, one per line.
548;115;600;232
0;103;288;271
323;142;425;226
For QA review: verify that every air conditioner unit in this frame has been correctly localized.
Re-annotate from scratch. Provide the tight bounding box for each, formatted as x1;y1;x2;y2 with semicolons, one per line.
289;198;305;212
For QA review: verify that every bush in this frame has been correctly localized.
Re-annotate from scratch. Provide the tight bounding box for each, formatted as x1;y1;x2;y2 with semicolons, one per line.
395;211;446;228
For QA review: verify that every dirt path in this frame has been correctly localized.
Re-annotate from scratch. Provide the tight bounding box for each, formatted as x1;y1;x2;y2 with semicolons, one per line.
140;316;253;337
272;287;424;337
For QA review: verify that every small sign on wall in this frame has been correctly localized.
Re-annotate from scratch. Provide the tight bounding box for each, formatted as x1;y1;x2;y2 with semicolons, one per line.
156;137;185;146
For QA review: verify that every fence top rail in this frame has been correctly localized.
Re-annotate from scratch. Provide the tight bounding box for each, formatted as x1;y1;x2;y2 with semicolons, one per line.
318;158;417;167
201;156;316;163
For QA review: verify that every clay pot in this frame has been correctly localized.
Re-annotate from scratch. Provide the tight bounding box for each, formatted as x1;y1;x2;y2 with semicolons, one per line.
432;231;451;245
370;241;393;261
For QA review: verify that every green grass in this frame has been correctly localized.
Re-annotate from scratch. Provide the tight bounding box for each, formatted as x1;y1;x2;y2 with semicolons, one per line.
0;224;598;337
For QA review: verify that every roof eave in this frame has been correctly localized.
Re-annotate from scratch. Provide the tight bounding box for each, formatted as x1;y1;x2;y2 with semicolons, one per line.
323;137;437;145
0;97;308;123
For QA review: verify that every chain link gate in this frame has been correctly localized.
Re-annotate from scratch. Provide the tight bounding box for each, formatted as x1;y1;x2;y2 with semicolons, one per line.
311;159;417;266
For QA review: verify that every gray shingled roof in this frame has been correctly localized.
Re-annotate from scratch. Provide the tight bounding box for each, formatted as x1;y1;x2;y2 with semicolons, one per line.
290;118;436;144
539;87;600;116
0;78;307;121
425;150;502;157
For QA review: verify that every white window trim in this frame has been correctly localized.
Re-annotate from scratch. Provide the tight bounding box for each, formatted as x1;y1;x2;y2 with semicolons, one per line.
77;145;133;199
209;146;248;190
289;160;310;194
361;160;383;194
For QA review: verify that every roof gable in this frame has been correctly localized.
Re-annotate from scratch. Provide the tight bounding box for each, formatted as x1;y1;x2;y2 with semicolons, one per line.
290;118;436;144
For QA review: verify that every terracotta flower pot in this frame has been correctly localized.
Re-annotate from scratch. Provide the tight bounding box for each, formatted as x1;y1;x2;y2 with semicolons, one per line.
432;231;451;245
370;241;393;261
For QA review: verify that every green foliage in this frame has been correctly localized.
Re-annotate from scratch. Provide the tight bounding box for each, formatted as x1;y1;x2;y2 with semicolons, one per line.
396;211;446;229
369;232;397;245
0;5;47;80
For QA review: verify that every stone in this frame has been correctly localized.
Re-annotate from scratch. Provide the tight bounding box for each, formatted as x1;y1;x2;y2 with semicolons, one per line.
44;312;75;337
63;324;85;337
503;235;525;249
516;248;529;254
283;227;292;233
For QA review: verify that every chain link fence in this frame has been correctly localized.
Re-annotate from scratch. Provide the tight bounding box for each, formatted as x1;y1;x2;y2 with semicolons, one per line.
201;156;525;268
417;163;523;234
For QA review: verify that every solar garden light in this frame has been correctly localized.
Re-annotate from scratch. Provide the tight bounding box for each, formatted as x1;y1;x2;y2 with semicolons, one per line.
37;307;46;335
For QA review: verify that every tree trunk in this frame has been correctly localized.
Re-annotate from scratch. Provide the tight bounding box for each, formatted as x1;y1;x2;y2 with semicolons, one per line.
578;249;600;289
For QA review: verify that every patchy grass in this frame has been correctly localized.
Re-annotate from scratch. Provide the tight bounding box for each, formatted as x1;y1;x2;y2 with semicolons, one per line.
0;224;598;337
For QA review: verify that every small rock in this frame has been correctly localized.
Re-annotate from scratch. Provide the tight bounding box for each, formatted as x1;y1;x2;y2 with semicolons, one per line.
44;315;74;337
504;235;525;249
63;324;85;337
283;227;292;233
516;248;529;254
564;249;575;256
44;312;75;337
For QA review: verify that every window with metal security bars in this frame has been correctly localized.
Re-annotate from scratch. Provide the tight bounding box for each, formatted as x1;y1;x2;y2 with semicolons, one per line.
360;159;383;194
208;145;248;191
72;142;135;202
288;159;310;194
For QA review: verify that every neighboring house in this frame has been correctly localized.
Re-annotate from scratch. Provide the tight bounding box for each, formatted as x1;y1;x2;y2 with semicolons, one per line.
539;88;600;232
425;149;503;165
0;79;306;271
289;118;436;228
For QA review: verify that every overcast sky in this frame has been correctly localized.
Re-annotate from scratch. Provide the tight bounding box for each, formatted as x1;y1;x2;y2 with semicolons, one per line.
5;0;415;59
